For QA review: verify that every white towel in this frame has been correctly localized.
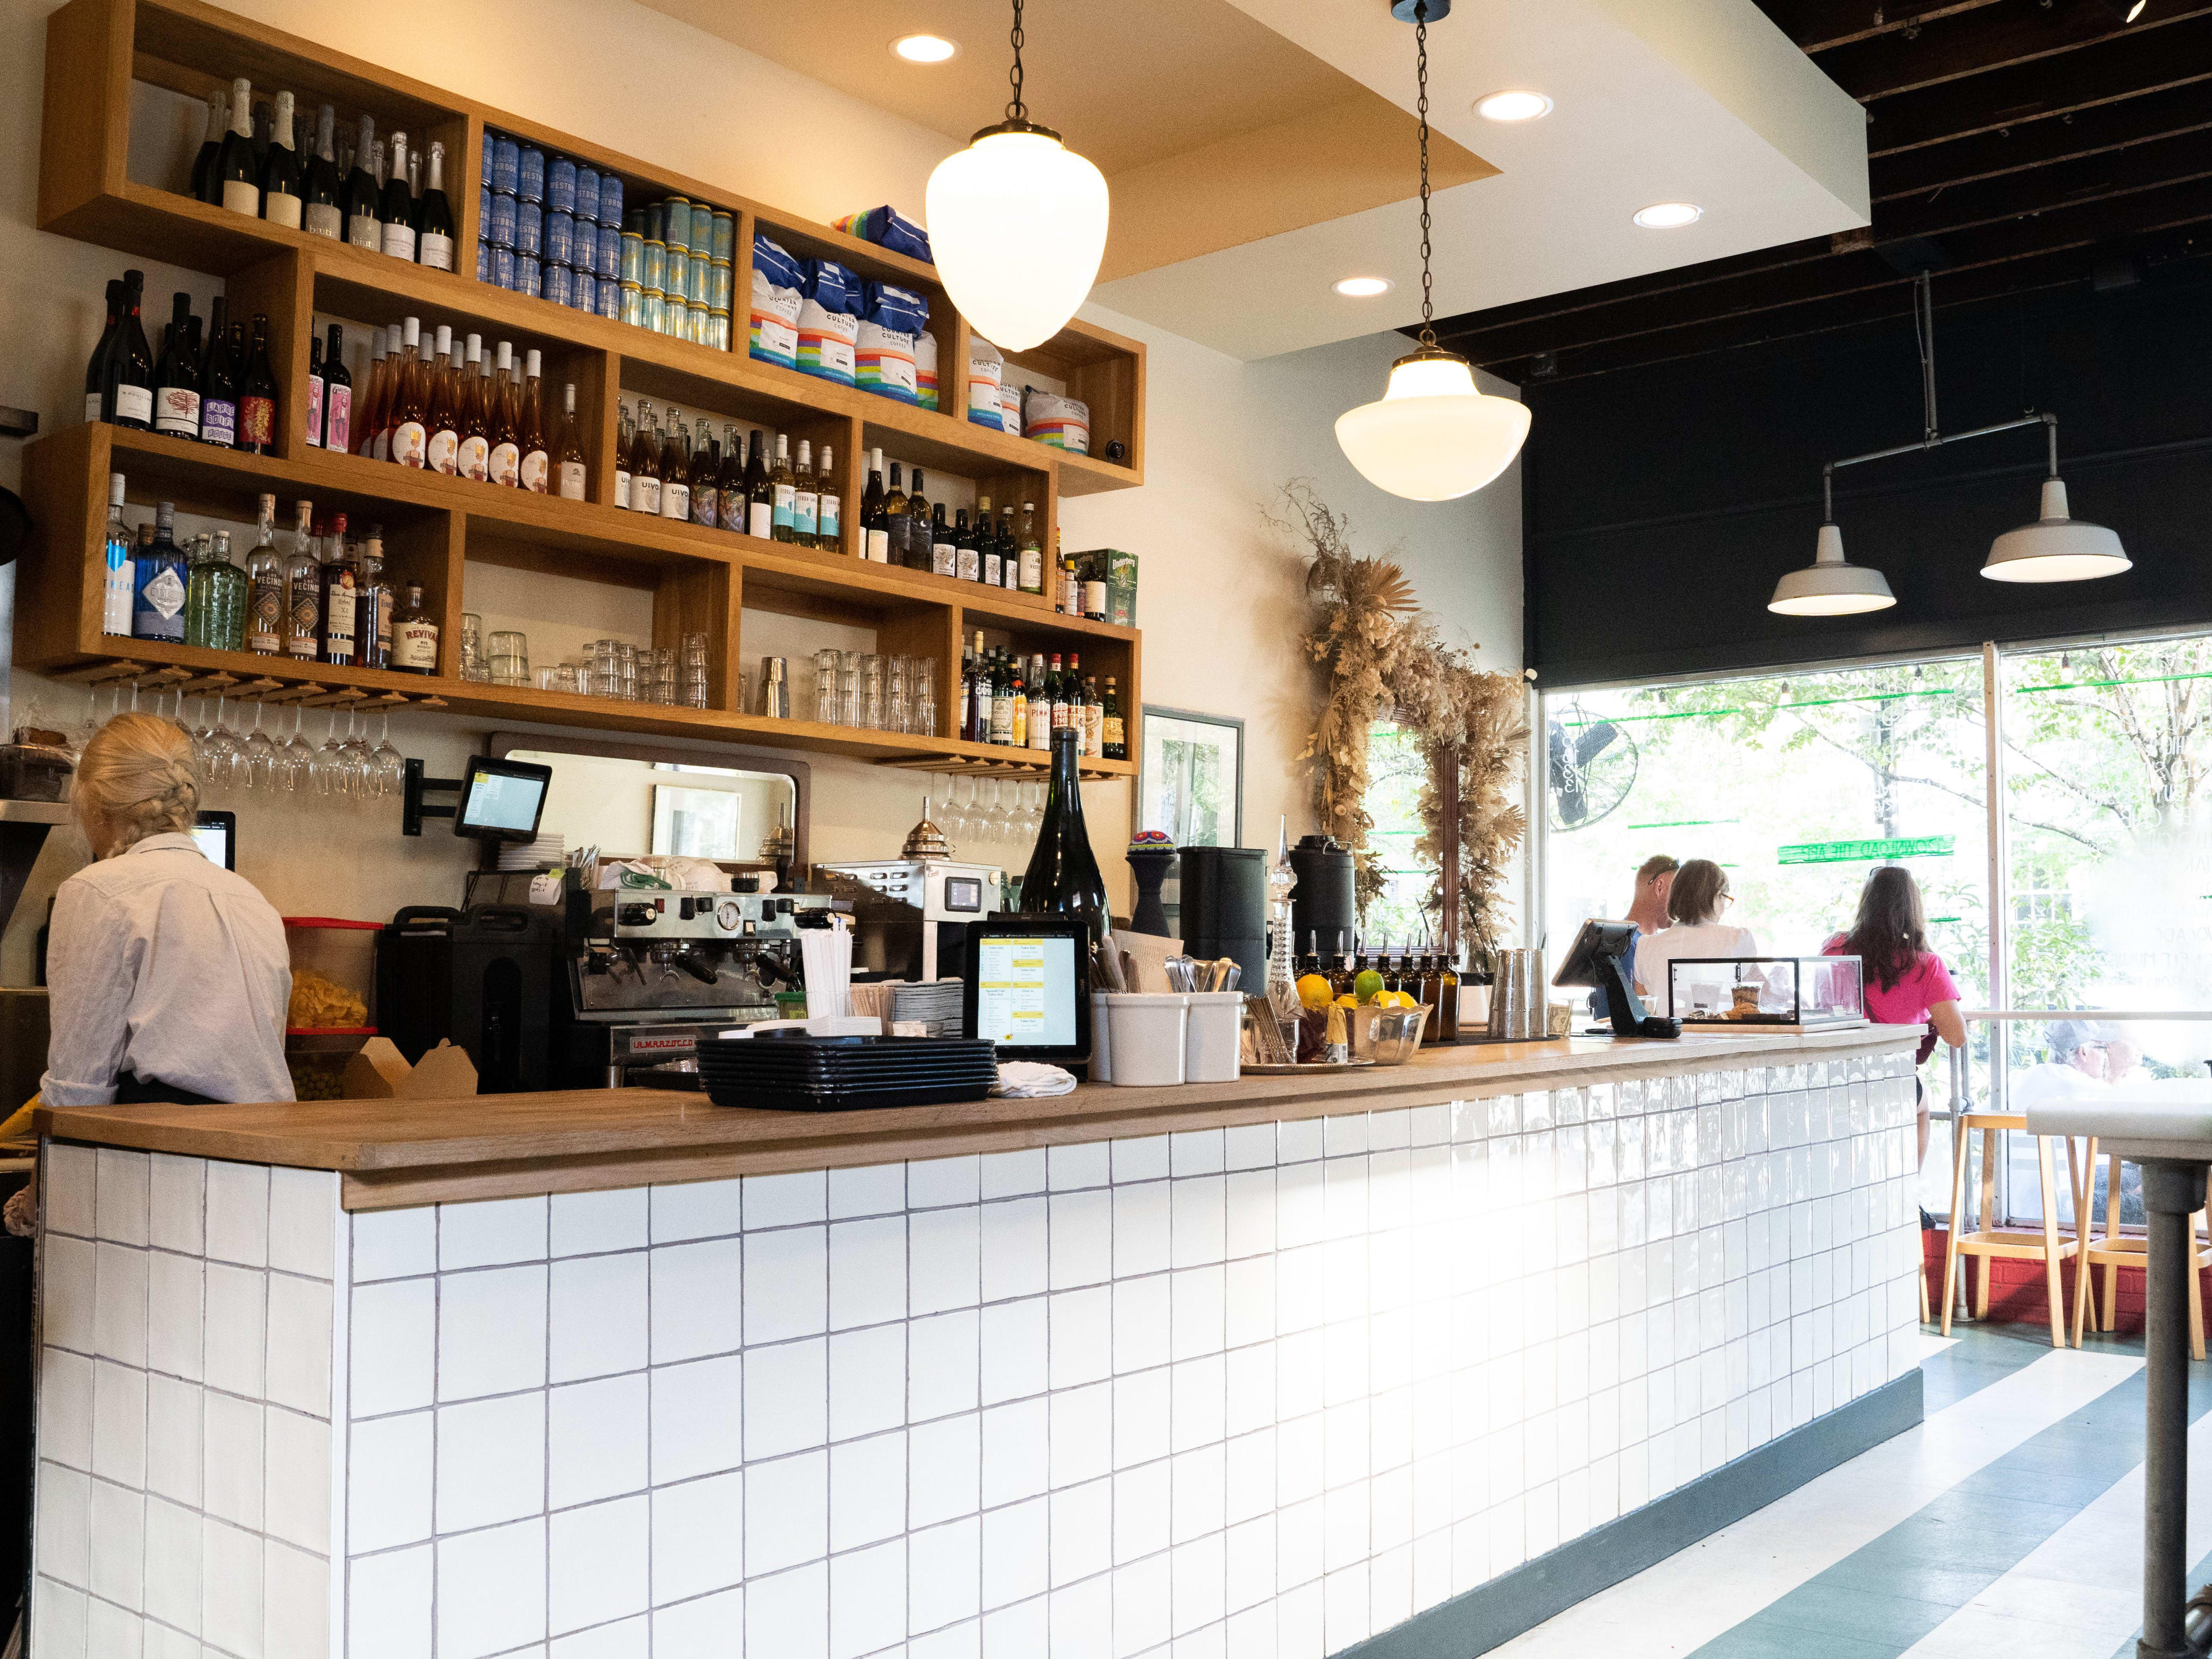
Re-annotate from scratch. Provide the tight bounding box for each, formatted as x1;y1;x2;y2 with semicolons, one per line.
992;1062;1077;1099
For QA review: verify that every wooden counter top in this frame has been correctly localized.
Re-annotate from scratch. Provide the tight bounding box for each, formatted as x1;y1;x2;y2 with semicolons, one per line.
36;1024;1921;1210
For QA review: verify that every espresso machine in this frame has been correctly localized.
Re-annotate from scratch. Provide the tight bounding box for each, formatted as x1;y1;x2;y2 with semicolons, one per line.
554;887;845;1086
812;802;1003;983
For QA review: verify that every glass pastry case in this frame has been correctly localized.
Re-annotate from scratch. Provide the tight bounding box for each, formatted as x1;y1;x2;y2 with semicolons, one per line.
1666;956;1865;1030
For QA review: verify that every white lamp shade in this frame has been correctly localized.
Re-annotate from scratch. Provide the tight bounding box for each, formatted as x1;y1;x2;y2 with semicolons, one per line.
1983;479;2130;582
926;128;1109;353
1334;351;1532;501
1769;523;1896;616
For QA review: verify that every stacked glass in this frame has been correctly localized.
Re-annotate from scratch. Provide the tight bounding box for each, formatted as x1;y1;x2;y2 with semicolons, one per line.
681;634;710;709
488;631;530;686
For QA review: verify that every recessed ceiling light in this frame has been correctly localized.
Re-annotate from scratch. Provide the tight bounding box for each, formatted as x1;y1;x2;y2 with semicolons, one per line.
892;33;959;63
1476;90;1552;122
1332;276;1394;298
2125;0;2147;18
1633;201;1703;229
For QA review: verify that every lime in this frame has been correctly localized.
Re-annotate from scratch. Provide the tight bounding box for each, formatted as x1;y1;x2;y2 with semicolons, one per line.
1354;969;1386;1005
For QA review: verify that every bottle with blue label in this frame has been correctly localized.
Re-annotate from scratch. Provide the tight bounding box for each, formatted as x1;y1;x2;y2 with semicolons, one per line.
101;472;133;636
131;501;188;643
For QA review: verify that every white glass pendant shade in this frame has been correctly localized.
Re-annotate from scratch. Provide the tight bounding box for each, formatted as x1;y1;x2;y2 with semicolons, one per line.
1335;349;1532;501
1982;479;2130;582
1769;523;1896;615
926;126;1108;353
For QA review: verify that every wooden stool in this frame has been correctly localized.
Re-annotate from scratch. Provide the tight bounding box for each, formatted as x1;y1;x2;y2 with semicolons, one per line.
2071;1146;2212;1355
1941;1111;2086;1347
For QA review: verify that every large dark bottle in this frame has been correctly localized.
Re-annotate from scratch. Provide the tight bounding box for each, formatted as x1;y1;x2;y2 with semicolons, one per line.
215;77;259;217
105;271;155;431
859;450;886;560
302;104;343;238
379;131;417;261
259;91;302;229
151;293;202;439
199;296;237;446
321;323;353;452
416;140;455;271
343;117;381;249
191;85;227;203
1020;727;1110;946
744;427;772;539
84;280;121;423
236;315;279;455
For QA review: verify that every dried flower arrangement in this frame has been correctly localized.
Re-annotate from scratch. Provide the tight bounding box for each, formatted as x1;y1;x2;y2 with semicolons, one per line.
1271;481;1529;960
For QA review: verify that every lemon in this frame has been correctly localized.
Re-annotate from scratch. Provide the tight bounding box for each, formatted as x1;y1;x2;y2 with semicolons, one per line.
1354;969;1386;1005
1296;974;1334;1010
1335;994;1358;1009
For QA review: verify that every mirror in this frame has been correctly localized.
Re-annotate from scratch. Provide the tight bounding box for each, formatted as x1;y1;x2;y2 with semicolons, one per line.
490;732;807;871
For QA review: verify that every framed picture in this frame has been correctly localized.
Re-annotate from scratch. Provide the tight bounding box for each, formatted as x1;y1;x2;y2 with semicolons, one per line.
651;783;744;859
1139;707;1244;849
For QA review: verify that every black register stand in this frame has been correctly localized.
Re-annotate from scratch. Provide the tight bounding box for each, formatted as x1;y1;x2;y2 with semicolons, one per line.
1552;918;1681;1040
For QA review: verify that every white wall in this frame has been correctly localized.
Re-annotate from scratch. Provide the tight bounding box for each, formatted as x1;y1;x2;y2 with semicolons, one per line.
0;0;1524;984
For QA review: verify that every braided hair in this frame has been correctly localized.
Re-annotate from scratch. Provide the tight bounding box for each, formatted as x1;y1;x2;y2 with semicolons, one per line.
74;711;200;857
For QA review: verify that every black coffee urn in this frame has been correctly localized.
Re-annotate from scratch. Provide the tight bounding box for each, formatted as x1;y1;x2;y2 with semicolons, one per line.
1287;834;1357;960
1176;847;1267;988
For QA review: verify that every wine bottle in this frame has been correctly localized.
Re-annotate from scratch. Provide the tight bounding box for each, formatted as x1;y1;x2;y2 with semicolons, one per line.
151;292;202;439
1101;676;1127;760
388;316;428;467
236;313;279;455
487;342;521;485
978;496;1001;588
518;349;551;493
745;428;774;540
458;336;490;480
305;328;323;448
557;384;589;501
613;404;634;510
344;118;381;249
817;444;840;550
717;426;744;530
302;104;343;238
771;435;797;542
859;448;887;561
790;439;816;546
379;132;416;261
216;78;258;217
417;141;455;271
630;404;662;514
904;469;933;571
955;509;979;584
132;502;188;643
882;462;909;563
931;502;956;579
1018;501;1044;594
198;294;236;446
85;280;120;423
105;271;154;431
999;505;1021;591
356;324;391;457
191;86;227;204
250;97;271;170
658;408;690;521
690;420;719;527
101;474;132;637
259;92;302;229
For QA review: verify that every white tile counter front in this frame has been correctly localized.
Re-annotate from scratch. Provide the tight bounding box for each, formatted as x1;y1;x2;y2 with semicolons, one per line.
32;1047;1925;1658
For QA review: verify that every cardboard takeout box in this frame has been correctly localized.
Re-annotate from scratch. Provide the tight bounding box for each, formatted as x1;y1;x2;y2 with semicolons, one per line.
340;1038;479;1100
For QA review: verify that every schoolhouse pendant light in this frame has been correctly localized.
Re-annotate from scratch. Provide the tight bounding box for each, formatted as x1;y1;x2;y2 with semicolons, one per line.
1769;522;1896;616
1335;0;1531;502
924;0;1108;353
1982;442;2130;583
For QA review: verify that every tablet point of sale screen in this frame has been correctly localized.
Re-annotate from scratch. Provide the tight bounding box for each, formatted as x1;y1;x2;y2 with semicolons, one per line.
977;935;1078;1047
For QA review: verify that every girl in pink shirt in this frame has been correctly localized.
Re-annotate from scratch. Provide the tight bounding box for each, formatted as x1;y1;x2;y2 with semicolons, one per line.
1824;865;1966;1172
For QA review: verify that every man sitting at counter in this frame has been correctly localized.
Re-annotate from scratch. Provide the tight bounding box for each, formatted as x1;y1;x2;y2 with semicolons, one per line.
1591;853;1676;1020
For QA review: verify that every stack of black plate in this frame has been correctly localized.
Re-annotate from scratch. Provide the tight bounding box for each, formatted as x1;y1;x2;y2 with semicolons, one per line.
695;1032;999;1111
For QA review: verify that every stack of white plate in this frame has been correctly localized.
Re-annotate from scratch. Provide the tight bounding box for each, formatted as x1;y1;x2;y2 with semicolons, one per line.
496;834;565;873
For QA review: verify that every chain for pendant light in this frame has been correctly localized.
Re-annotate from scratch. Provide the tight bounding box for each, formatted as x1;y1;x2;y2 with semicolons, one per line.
1415;0;1437;347
1006;0;1028;123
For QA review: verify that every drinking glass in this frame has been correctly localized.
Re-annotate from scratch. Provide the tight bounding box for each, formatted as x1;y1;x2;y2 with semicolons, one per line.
838;653;861;726
372;711;406;798
279;704;314;793
243;702;278;792
813;650;840;725
537;665;578;694
859;655;885;730
201;694;240;790
884;657;909;736
339;707;374;798
309;709;344;797
74;684;103;755
945;776;975;840
460;613;487;682
912;658;937;738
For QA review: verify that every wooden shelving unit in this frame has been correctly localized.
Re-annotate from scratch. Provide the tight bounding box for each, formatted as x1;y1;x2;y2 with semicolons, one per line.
24;0;1145;781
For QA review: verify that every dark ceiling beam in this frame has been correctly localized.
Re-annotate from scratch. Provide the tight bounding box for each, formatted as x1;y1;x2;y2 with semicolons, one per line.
1420;238;1834;342
1873;81;2212;199
1762;0;2005;54
1819;2;2212;103
1876;126;2212;241
1869;13;2212;152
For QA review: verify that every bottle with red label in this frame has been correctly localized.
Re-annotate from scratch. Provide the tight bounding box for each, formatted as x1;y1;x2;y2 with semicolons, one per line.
235;313;279;456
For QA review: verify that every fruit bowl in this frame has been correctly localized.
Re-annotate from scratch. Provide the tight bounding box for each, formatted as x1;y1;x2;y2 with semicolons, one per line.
1351;1003;1430;1062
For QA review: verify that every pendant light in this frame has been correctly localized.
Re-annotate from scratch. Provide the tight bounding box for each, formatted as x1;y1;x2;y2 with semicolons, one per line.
925;0;1108;353
1769;523;1896;616
1335;0;1531;502
1982;426;2130;582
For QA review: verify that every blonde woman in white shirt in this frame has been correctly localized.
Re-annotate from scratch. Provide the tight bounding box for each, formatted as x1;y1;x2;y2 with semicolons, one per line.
1632;858;1760;1012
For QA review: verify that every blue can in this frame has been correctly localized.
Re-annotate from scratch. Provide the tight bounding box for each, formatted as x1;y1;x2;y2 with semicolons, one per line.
597;172;623;228
574;165;599;223
543;209;574;267
570;219;595;279
486;190;517;249
475;238;490;282
664;198;693;255
597;276;623;320
685;255;710;307
515;254;541;298
574;269;599;313
686;211;713;260
643;202;664;247
546;154;577;215
619;281;643;327
490;244;517;290
541;262;571;308
513;199;543;259
618;232;642;285
596;225;620;278
641;239;665;294
710;210;735;264
491;134;518;195
665;247;690;302
481;130;496;188
517;145;546;203
479;183;491;231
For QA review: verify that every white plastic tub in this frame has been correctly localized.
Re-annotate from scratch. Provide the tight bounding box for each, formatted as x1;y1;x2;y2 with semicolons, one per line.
1105;992;1188;1086
1183;991;1243;1083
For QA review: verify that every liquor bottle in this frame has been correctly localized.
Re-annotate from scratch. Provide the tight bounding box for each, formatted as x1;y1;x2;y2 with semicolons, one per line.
245;493;283;655
716;425;744;530
198;294;236;446
903;470;933;571
392;581;440;674
387;317;429;467
192;86;228;203
1084;560;1109;623
105;271;155;431
1000;505;1022;591
1062;555;1081;616
85;281;120;423
304;329;324;448
1019;727;1111;947
659;410;690;522
958;633;976;738
518;349;551;493
423;325;459;473
1027;657;1050;752
1052;654;1075;733
487;343;521;486
318;516;359;665
690;421;719;527
989;651;1016;746
186;528;247;651
100;474;132;637
282;501;321;661
816;445;841;551
151;292;201;439
216;78;258;217
1011;660;1031;749
343;118;381;249
613;405;634;509
747;429;775;540
303;104;343;238
358;529;392;669
131;502;187;642
858;449;886;560
379;132;417;261
952;509;977;584
1434;951;1460;1044
1082;676;1103;758
771;435;797;542
790;438;817;546
260;92;302;229
458;336;491;481
930;503;955;579
416;141;455;271
557;384;589;501
1018;501;1044;594
630;406;662;514
978;497;1002;588
1101;676;1127;760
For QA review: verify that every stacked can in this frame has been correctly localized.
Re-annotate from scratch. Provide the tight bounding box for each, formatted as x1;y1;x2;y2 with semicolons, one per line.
479;129;625;321
619;198;734;350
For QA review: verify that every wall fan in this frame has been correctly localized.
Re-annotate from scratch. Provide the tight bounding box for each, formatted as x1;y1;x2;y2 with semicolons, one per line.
1547;707;1638;830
